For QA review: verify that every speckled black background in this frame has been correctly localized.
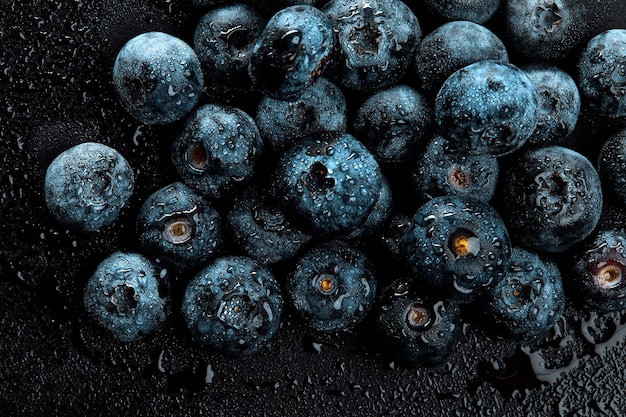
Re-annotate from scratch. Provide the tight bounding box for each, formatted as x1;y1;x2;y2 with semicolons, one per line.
2;1;626;416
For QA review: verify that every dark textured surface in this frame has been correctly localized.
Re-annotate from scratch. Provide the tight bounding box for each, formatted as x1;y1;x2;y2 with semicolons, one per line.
2;1;626;416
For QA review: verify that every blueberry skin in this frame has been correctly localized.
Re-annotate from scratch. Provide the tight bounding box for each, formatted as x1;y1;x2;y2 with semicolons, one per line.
322;0;421;92
500;146;603;253
112;32;203;125
435;61;539;157
571;229;626;313
415;21;508;97
402;195;512;302
182;256;283;355
578;29;626;118
45;142;134;232
412;135;499;203
375;280;462;368
523;64;581;147
136;182;222;270
171;104;263;200
248;5;334;101
83;252;171;342
255;77;347;153
424;0;501;24
286;240;376;332
194;3;265;90
226;187;312;264
273;132;388;238
481;247;564;343
505;0;587;62
598;128;626;206
353;85;433;163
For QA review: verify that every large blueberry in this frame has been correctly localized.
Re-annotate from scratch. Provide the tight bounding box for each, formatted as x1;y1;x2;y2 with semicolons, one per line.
44;142;134;232
500;146;603;253
415;20;509;96
136;182;222;270
249;5;334;101
181;256;283;355
112;32;203;125
435;61;539;157
402;195;511;302
322;0;421;92
286;240;376;332
598;128;626;206
578;29;626;118
171;104;263;200
83;252;171;342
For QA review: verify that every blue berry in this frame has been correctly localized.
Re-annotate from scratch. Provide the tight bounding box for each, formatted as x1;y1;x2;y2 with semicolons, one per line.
286;240;376;332
181;256;283;355
374;280;462;368
424;0;501;24
136;182;222;270
255;77;347;153
193;3;265;90
83;252;171;342
353;85;433;163
500;146;603;253
226;187;312;264
322;0;421;92
112;32;203;125
578;29;626;118
44;142;134;232
272;132;389;238
481;247;564;343
415;21;509;96
412;135;499;203
598;128;626;205
248;5;334;101
571;229;626;313
505;0;587;62
523;64;581;147
171;103;263;200
402;195;512;302
435;61;539;156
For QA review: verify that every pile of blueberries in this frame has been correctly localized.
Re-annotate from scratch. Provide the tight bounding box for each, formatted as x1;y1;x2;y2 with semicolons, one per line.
43;0;626;368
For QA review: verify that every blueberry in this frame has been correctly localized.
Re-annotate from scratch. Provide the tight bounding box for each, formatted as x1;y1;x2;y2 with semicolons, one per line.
44;142;134;232
272;132;390;238
435;61;539;156
255;77;347;153
322;0;421;92
415;21;509;96
412;135;499;203
500;146;603;253
571;229;626;313
505;0;587;62
402;195;512;302
226;187;312;264
171;104;263;200
480;247;564;343
522;64;581;147
136;182;222;270
112;32;203;125
374;279;462;368
83;252;171;342
578;29;626;118
423;0;501;24
286;240;376;332
598;128;626;206
353;85;433;163
193;3;265;90
248;5;334;101
181;255;283;355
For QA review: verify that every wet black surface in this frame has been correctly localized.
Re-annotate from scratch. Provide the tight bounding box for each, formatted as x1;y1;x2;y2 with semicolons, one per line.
2;1;626;416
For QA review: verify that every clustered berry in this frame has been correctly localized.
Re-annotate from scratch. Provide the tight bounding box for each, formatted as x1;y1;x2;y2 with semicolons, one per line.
44;1;626;368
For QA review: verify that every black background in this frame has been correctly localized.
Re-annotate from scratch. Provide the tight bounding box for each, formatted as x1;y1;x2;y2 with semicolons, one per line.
2;0;626;416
